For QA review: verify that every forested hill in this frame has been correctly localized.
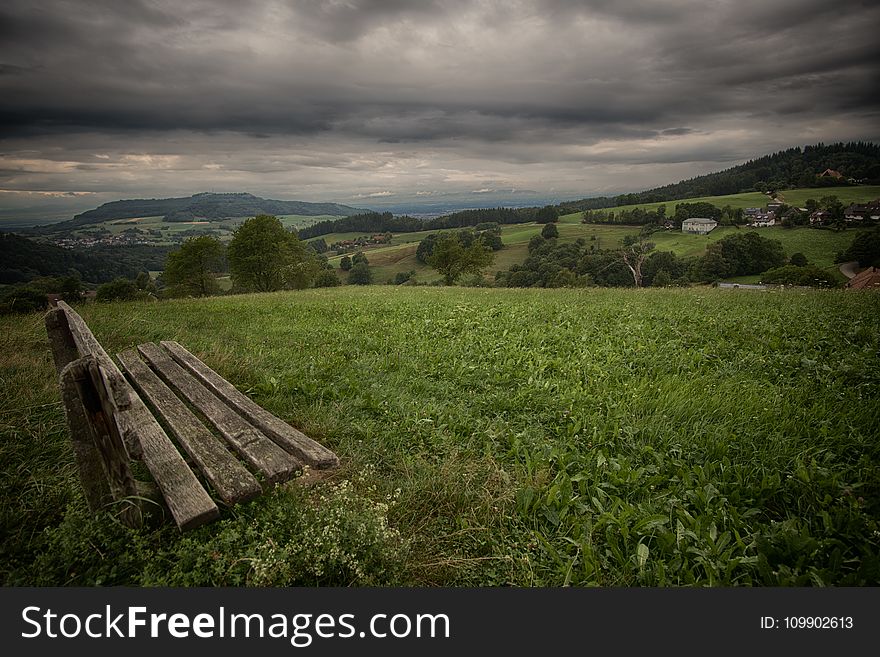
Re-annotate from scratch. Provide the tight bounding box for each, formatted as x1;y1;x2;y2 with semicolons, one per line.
559;141;880;212
296;207;538;239
52;192;366;229
0;232;169;284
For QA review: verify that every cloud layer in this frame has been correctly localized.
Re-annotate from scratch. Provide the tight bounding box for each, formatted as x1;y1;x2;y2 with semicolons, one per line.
1;0;879;218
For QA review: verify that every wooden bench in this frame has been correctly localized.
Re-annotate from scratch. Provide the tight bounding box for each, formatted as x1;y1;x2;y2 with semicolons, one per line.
45;301;338;531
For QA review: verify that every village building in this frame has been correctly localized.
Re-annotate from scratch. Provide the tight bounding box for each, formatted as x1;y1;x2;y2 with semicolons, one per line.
844;200;880;224
818;168;844;179
809;210;831;226
681;217;718;234
846;267;880;290
750;212;776;227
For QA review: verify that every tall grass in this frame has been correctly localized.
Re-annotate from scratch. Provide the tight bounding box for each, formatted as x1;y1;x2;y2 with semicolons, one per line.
1;287;878;585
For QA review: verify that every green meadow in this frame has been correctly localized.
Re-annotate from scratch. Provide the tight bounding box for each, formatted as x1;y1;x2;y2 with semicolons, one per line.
322;222;863;285
2;286;878;586
73;214;340;243
558;185;880;222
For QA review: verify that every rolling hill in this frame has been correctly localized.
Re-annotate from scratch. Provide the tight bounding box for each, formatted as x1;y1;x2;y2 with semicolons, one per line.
557;142;880;212
50;192;367;229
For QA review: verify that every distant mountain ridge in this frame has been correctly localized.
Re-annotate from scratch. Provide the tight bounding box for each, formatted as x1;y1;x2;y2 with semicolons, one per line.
57;192;366;228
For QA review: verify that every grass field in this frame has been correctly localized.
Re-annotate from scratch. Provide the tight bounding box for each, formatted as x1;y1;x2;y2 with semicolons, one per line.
322;222;646;283
1;287;878;586
320;220;863;285
72;214;343;243
558;185;880;223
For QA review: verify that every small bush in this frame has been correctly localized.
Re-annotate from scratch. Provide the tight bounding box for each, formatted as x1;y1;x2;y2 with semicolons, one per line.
314;269;341;287
0;286;48;314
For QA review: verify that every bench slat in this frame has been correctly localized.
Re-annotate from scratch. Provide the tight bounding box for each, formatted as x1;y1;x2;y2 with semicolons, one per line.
161;340;339;469
54;303;219;531
118;349;263;506
56;302;133;411
137;343;301;485
118;405;220;531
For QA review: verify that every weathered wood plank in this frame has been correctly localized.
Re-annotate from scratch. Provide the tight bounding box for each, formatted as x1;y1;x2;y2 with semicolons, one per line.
161;340;339;469
137;342;301;484
55;301;132;411
118;349;262;505
45;307;80;375
112;403;220;531
54;301;142;458
64;356;142;528
52;304;219;531
59;359;112;513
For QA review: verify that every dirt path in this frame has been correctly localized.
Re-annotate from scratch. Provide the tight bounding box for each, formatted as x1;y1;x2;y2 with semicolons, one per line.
839;261;859;279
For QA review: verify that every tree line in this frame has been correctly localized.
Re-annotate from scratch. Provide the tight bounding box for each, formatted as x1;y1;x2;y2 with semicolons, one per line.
296;206;550;241
493;229;839;288
557;142;880;213
0;232;171;284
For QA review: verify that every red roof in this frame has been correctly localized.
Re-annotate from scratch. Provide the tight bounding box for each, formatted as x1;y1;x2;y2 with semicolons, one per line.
846;267;880;290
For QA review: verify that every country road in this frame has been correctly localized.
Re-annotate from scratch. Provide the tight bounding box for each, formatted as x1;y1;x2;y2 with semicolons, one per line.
839;261;859;279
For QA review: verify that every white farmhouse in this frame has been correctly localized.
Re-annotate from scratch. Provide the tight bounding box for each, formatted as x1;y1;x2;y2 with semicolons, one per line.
681;217;718;234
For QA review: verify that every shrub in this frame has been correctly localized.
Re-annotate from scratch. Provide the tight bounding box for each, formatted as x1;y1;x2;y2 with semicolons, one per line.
541;223;559;239
96;278;144;302
0;286;48;314
761;265;838;287
348;262;373;285
789;252;809;267
314;269;341;287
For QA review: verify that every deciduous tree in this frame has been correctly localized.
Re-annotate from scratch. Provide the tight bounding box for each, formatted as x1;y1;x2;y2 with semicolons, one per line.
163;235;225;297
348;262;373;285
427;233;495;285
227;215;319;292
620;235;655;287
541;223;559;239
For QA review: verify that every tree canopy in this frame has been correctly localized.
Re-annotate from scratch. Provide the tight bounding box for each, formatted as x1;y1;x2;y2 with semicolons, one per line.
163;235;225;297
347;262;373;285
427;233;495;285
227;214;319;292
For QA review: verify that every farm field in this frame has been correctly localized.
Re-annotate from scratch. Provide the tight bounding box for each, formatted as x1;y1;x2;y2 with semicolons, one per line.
69;214;340;243
321;222;647;283
1;286;878;586
320;221;864;285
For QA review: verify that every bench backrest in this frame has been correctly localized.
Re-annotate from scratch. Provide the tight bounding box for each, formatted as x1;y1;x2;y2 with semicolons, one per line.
46;302;219;530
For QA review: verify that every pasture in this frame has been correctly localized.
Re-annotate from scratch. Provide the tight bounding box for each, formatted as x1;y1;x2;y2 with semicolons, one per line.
71;214;340;244
1;286;878;586
321;221;863;285
558;185;880;222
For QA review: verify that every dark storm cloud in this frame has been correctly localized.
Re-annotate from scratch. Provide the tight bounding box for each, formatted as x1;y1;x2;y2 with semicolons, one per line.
0;0;878;211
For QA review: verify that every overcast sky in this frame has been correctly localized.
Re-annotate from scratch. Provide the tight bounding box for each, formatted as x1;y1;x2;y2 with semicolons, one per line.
2;0;879;220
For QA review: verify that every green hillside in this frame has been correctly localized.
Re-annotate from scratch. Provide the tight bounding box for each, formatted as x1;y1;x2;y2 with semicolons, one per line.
558;142;880;212
319;219;864;285
44;192;366;231
3;287;878;586
559;185;880;222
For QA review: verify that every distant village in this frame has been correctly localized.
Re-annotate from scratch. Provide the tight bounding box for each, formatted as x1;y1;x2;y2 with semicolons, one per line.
682;198;880;235
50;226;223;249
329;233;393;253
682;173;880;237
